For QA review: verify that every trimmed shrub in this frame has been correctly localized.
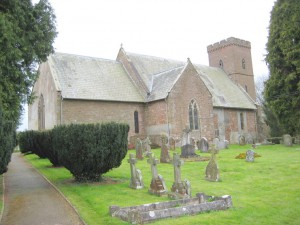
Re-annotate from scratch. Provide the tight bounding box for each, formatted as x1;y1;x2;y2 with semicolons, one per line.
52;122;129;182
0;105;15;174
18;130;35;154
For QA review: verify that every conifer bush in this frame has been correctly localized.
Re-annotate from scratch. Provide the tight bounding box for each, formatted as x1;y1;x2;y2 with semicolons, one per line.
0;105;15;174
18;130;35;154
52;122;129;182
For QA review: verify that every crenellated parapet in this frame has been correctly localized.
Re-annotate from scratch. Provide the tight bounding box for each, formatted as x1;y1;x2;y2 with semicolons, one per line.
207;37;251;53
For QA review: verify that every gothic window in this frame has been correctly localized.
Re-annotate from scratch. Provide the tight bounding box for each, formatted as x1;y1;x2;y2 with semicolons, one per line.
240;112;244;130
242;58;246;69
134;111;139;134
219;59;223;68
38;94;45;130
189;100;199;130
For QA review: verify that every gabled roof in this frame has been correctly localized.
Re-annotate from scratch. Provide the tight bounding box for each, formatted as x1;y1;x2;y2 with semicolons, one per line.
47;53;144;102
195;65;256;109
125;52;185;90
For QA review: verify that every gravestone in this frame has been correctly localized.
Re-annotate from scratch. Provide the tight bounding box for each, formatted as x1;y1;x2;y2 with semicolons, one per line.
198;137;209;153
180;128;197;158
239;135;246;145
169;153;191;199
224;140;229;149
160;134;171;163
283;134;292;147
128;153;144;189
169;137;176;151
142;137;152;157
205;148;220;182
213;137;220;150
245;150;255;162
135;138;143;160
147;153;167;196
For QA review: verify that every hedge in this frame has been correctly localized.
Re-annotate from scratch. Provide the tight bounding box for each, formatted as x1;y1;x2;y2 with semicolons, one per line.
52;122;129;182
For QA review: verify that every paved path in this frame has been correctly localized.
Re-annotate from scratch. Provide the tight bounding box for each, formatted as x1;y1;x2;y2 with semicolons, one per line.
0;153;85;225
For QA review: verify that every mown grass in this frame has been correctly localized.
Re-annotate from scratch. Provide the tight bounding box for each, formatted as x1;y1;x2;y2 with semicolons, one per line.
25;144;300;225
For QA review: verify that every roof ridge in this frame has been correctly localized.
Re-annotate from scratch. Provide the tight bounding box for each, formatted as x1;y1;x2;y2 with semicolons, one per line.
53;52;119;63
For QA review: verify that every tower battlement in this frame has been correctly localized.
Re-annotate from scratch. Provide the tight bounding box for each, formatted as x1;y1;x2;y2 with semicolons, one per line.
207;37;251;53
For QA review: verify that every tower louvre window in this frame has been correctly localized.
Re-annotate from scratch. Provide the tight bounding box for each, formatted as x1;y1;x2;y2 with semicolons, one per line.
242;58;246;69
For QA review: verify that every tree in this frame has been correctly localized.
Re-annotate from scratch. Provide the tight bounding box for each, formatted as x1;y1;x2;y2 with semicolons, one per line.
264;0;300;136
0;0;57;124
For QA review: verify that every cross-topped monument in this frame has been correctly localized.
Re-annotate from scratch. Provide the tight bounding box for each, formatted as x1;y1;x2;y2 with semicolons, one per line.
169;153;191;199
128;153;144;189
147;153;167;196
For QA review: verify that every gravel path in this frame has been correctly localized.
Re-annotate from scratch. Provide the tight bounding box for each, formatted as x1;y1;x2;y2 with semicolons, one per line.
0;153;85;225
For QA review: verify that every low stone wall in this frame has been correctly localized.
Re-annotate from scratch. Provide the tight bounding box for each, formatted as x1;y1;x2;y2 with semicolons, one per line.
110;193;232;224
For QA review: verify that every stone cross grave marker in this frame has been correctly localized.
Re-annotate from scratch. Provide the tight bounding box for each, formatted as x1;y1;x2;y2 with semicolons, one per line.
128;153;144;189
181;128;196;158
147;153;167;196
245;149;255;162
169;153;191;199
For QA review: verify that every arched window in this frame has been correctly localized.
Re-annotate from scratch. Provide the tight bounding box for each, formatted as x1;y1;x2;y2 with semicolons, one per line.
189;100;199;130
219;59;223;68
134;111;139;134
240;112;244;130
242;58;246;69
38;94;45;130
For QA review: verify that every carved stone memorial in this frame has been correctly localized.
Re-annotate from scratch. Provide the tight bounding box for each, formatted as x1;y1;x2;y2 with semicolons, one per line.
180;128;197;158
239;135;246;145
128;153;144;189
142;137;152;157
169;153;191;199
147;153;167;196
160;134;171;163
198;137;209;153
205;148;220;182
245;149;255;162
135;138;143;160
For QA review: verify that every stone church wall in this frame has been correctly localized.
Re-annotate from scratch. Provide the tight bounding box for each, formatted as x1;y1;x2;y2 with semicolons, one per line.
61;99;146;140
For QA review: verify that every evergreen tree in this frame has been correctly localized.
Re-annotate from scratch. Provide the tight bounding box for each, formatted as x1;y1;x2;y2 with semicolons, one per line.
264;0;300;135
0;0;57;124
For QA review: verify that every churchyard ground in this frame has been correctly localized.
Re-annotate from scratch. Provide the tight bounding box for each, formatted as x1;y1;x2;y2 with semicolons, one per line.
23;144;300;225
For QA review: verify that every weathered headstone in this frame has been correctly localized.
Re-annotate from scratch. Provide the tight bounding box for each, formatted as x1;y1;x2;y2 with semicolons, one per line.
142;137;152;157
135;138;143;160
205;148;220;182
147;153;167;196
160;134;171;163
238;135;246;145
245;149;255;162
224;140;229;149
198;137;209;153
213;137;220;150
169;137;176;151
169;153;191;199
283;134;292;147
181;128;196;158
128;153;144;189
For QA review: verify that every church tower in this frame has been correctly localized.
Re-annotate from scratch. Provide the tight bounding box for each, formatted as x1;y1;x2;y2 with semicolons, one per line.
207;37;256;101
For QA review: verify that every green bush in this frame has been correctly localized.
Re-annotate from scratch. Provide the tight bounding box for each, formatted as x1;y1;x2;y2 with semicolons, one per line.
18;130;35;154
52;122;129;182
0;105;15;174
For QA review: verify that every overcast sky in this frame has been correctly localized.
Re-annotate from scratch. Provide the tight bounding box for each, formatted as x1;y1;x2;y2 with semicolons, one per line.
19;0;276;131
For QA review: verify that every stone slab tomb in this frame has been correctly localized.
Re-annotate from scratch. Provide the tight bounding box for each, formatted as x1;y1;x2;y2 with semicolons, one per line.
128;153;144;189
110;193;233;224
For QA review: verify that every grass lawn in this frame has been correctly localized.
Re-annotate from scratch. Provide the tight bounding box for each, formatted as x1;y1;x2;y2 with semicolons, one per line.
25;144;300;225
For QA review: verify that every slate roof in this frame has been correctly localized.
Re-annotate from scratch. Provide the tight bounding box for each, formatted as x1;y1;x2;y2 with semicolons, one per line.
46;51;256;110
48;53;144;102
195;64;256;109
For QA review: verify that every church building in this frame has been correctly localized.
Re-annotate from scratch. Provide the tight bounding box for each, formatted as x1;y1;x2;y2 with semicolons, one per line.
28;37;258;145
